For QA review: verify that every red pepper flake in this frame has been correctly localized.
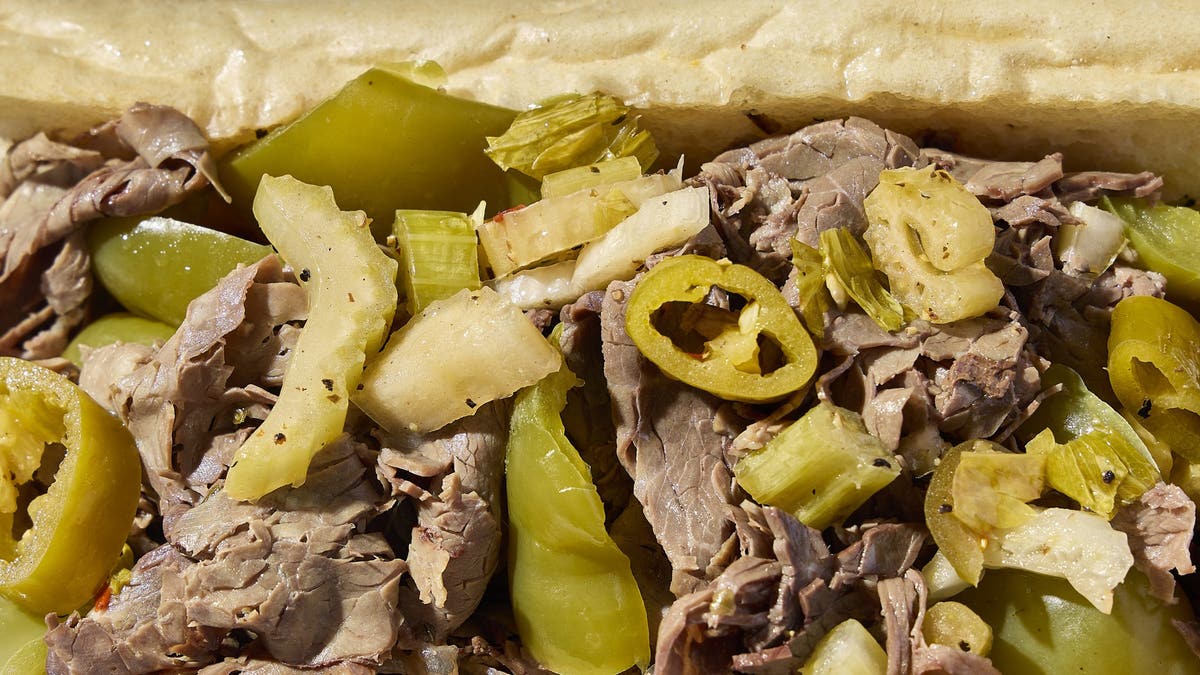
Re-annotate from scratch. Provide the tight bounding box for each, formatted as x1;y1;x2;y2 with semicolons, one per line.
93;584;114;612
493;205;527;223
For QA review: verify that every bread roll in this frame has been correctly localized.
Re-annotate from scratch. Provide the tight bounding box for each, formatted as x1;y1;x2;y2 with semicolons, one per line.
3;1;1199;196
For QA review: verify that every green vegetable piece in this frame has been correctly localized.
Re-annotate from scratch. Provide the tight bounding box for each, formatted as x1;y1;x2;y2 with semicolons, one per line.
960;568;1199;675
950;445;1046;533
224;176;397;501
864;165;1003;323
540;156;643;198
392;209;481;315
924;442;984;586
507;364;649;675
220;66;521;239
0;594;47;675
486;94;658;180
734;402;900;530
789;239;831;338
922;550;971;601
62;313;175;366
625;255;818;403
1057;202;1128;276
88;216;272;325
1108;295;1200;461
0;358;141;615
922;601;993;657
799;619;887;675
1105;197;1200;309
819;228;905;331
1019;364;1160;518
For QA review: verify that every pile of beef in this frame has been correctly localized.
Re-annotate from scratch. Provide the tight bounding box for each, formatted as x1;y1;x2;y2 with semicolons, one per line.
1;108;1196;675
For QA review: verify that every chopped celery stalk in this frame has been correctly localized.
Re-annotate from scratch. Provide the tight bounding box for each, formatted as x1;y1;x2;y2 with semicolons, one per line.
923;441;988;586
478;173;681;277
1104;197;1200;308
507;363;649;675
864;166;1003;323
1019;364;1159;518
799;619;887;675
923;550;971;602
734;402;900;530
540;157;643;198
393;209;481;314
1058;202;1127;276
569;185;710;294
219;66;520;240
950;447;1046;533
923;601;993;657
224;176;397;501
486;94;658;180
819;228;905;332
489;260;578;310
984;507;1133;613
789;239;831;339
62;313;175;367
354;287;562;433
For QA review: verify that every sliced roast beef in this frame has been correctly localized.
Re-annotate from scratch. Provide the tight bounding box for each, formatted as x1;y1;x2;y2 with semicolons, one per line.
1113;482;1198;604
1054;170;1164;203
690;117;921;281
601;278;738;594
0;104;221;358
877;570;1001;675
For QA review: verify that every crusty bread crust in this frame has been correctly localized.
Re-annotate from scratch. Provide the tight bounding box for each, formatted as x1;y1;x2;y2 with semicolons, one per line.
4;1;1199;196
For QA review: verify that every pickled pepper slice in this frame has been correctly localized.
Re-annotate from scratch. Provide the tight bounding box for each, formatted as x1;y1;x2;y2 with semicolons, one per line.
624;255;817;403
1108;296;1200;461
0;357;140;614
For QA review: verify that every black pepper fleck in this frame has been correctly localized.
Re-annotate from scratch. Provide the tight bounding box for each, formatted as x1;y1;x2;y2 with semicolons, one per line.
1102;470;1116;484
1138;398;1152;418
938;503;953;514
465;398;477;409
872;458;891;468
273;433;287;444
590;165;600;173
299;268;311;282
322;378;334;391
959;641;971;652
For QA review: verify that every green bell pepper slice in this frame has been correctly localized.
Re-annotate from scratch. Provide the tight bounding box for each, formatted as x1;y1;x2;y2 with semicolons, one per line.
0;357;141;615
1108;295;1200;461
624;255;818;403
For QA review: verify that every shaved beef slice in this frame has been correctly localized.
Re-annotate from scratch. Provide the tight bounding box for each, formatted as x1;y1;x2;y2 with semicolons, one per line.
0;104;220;358
1113;482;1197;604
876;570;1000;675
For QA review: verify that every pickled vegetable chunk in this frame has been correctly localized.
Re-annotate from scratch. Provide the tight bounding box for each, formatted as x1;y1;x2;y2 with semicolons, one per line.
506;364;649;675
220;66;520;239
1106;197;1200;308
863;166;1003;323
224;176;397;501
392;209;481;315
62;313;175;367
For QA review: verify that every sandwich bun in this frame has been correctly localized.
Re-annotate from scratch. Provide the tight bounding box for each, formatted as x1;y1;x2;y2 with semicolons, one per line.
2;1;1199;197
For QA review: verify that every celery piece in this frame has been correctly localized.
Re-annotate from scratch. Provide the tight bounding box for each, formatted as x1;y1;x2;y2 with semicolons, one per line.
1019;364;1160;518
864;166;1003;323
923;601;993;657
569;185;710;294
984;508;1133;614
354;287;562;433
800;619;887;675
789;239;831;339
220;66;520;240
224;176;397;501
1057;202;1127;276
486;94;659;180
950;447;1046;533
489;260;578;310
507;364;649;675
819;228;905;332
392;209;481;315
540;157;643;199
478;173;680;277
734;402;900;530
